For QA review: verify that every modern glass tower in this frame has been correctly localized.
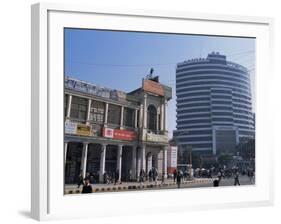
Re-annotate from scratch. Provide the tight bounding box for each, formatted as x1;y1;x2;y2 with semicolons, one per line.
174;52;255;156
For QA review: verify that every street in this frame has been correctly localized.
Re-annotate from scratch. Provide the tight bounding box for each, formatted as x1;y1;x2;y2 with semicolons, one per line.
65;175;255;194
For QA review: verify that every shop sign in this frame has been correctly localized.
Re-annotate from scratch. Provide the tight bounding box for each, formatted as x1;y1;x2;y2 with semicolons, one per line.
146;133;168;143
65;76;127;102
114;129;137;141
103;128;114;138
65;121;77;134
143;79;164;96
103;128;137;141
76;124;91;136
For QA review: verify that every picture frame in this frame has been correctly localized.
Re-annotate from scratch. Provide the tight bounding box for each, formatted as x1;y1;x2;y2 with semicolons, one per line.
31;2;274;221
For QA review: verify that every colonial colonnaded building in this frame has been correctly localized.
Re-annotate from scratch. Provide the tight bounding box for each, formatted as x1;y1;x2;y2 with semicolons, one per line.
64;76;172;184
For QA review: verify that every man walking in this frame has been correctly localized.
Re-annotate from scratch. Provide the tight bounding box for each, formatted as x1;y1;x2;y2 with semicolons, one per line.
176;170;182;188
173;169;177;183
139;169;145;187
234;171;240;186
77;172;84;188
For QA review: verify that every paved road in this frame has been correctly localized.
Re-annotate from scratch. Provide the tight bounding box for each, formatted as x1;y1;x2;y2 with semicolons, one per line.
178;175;255;189
65;175;254;194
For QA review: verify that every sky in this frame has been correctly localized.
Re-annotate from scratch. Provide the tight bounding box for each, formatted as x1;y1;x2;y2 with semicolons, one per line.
64;28;255;138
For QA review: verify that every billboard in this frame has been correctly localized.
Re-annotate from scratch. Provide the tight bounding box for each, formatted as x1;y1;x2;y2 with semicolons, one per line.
146;133;168;143
103;128;137;141
168;146;178;168
65;121;77;134
65;76;127;102
143;79;164;96
76;124;91;136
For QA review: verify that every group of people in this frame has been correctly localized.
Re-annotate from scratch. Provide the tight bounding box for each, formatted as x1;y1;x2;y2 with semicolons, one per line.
139;167;165;186
214;167;255;187
172;169;184;188
103;169;122;185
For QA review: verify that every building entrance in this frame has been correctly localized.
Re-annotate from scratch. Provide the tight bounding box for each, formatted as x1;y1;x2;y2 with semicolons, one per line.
65;142;83;184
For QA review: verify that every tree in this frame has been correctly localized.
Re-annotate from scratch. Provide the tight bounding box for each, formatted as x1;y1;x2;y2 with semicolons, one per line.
218;152;233;166
236;138;255;160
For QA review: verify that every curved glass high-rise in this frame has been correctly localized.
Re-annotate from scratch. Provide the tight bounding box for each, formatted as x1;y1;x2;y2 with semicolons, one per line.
175;52;255;156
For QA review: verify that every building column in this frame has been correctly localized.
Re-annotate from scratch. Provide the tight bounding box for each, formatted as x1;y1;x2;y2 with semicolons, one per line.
99;144;107;182
160;99;165;131
64;142;68;164
156;107;160;132
120;106;124;129
164;99;168;131
147;154;153;172
139;105;143;128
131;146;137;179
86;98;92;125
163;146;168;178
66;94;72;118
80;142;89;178
136;148;141;179
140;145;146;172
104;103;109;124
117;145;123;182
134;109;138;128
143;94;147;129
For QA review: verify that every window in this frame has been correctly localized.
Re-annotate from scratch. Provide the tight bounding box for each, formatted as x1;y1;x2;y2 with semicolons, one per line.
64;94;68;117
123;107;135;127
147;105;157;132
70;96;87;121
107;104;121;125
90;100;105;124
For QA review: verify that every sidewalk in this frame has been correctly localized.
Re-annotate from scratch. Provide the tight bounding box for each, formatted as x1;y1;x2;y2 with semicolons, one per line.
65;178;216;194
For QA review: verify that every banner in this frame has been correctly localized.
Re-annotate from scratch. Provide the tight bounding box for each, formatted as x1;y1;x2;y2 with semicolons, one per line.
65;121;77;134
103;128;137;141
143;79;164;96
76;124;91;136
146;132;168;143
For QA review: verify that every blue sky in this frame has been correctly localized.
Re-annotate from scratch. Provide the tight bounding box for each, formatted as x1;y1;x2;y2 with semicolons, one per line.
65;28;255;137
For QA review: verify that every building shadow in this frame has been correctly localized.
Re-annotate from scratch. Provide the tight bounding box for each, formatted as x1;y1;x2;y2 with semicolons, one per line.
18;210;31;219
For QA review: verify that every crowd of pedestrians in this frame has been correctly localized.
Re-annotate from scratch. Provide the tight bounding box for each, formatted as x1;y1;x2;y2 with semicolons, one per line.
74;165;255;193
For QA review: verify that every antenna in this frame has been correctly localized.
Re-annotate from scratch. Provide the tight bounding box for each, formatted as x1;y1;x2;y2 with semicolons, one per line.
146;67;154;79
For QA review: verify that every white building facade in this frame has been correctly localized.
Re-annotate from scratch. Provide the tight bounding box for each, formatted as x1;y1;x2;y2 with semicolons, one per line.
64;76;172;184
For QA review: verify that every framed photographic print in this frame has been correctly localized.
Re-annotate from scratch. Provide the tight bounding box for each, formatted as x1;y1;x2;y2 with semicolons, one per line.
31;2;274;221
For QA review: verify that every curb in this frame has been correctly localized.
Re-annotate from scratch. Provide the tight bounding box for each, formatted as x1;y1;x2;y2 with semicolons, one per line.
65;179;216;194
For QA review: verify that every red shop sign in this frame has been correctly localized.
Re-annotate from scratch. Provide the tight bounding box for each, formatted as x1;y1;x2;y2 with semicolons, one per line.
103;128;137;141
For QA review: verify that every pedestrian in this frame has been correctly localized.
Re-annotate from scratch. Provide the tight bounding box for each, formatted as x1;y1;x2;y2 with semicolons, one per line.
184;170;188;181
148;169;152;182
84;172;90;183
161;173;165;185
153;168;158;185
213;179;219;187
114;169;119;185
173;169;177;183
218;171;222;183
139;169;145;187
103;171;107;184
234;171;240;186
81;179;92;193
176;170;182;188
208;169;212;178
248;169;254;184
77;172;84;188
